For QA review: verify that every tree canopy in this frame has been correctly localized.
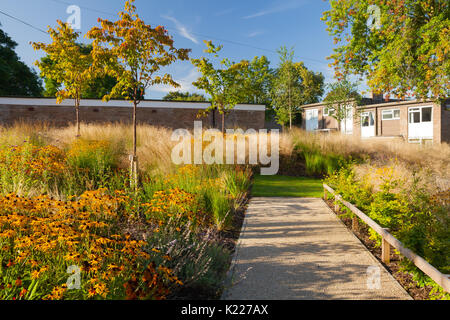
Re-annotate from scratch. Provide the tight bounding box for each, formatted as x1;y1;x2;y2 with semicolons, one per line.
322;0;450;100
163;91;207;102
86;0;190;105
39;44;117;99
0;27;42;96
239;55;273;106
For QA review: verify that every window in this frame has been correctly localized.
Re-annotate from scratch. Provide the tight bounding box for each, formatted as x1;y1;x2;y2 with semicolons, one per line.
409;106;433;123
409;108;421;123
323;107;334;116
422;107;432;122
361;112;374;127
381;109;400;120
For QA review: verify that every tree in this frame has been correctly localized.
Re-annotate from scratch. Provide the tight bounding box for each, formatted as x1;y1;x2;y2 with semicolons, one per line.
191;41;249;133
322;0;450;100
163;91;207;101
86;0;190;183
270;47;324;129
239;56;273;105
324;78;361;133
32;20;95;137
39;45;118;99
0;27;42;96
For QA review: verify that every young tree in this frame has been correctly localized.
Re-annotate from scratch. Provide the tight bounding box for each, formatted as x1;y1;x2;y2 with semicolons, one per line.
87;0;190;182
32;20;94;137
324;79;361;133
322;0;449;100
271;47;324;129
191;41;249;133
0;27;42;96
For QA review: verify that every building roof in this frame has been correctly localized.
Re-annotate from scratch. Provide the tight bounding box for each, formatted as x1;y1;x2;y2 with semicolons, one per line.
300;97;440;110
0;97;266;111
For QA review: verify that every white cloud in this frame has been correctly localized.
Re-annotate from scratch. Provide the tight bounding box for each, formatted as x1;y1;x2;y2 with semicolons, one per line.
161;14;198;44
243;0;307;19
247;31;264;38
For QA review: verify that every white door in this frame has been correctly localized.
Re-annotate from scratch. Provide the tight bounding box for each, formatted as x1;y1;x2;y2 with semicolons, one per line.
342;105;353;134
408;106;433;139
305;109;319;131
361;111;375;138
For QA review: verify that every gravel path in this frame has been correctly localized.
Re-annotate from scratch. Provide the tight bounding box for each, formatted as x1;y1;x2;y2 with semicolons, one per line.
222;197;412;300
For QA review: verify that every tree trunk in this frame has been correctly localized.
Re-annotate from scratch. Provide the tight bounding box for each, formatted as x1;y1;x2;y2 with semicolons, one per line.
75;99;81;138
289;110;292;130
130;99;138;189
288;68;292;130
133;100;137;158
221;112;225;135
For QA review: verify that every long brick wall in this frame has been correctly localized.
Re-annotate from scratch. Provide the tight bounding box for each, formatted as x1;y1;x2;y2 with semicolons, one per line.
0;98;266;130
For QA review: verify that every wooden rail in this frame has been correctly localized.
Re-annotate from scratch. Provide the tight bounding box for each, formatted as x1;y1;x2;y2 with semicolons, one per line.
323;183;450;293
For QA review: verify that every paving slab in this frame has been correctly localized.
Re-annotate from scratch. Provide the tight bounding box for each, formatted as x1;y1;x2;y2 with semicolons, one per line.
222;197;412;300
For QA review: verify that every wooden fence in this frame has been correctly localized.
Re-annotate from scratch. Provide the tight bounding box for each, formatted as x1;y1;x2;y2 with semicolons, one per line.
323;183;450;294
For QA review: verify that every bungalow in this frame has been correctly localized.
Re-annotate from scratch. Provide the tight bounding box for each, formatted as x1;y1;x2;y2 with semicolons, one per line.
301;94;450;144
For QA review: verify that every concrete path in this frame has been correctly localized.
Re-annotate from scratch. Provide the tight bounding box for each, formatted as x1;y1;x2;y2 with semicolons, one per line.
222;197;411;300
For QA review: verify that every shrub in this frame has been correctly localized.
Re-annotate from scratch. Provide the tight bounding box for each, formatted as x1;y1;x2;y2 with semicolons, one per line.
325;165;450;298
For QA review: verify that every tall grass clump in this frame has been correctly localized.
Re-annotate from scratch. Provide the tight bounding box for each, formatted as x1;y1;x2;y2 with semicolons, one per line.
0;143;66;197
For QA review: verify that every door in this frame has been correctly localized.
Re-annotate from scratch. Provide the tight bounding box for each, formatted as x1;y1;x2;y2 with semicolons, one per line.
305;109;319;131
342;105;353;134
408;106;433;139
361;111;375;138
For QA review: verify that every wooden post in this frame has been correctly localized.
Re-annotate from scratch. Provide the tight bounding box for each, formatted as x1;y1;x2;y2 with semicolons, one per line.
352;215;358;231
381;228;391;264
324;188;328;201
334;196;340;212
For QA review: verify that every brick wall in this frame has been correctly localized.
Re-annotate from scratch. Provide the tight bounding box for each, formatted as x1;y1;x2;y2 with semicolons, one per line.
376;106;404;137
441;99;450;143
432;103;442;144
0;98;266;131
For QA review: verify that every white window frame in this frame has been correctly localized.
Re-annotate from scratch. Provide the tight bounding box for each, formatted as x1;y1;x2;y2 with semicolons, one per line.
361;111;375;127
323;107;335;116
408;106;433;124
381;109;400;120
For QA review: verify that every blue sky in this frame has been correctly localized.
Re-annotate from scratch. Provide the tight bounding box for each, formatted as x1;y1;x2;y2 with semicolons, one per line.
0;0;360;99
